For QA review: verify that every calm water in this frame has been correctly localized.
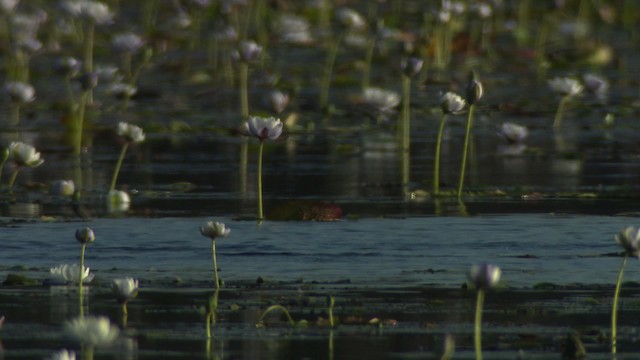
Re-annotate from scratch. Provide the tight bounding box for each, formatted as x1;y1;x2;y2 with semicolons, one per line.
1;214;635;288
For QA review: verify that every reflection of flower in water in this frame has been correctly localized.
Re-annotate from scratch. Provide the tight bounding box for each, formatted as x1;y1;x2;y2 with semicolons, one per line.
107;190;131;213
49;264;94;284
65;316;119;347
497;143;527;156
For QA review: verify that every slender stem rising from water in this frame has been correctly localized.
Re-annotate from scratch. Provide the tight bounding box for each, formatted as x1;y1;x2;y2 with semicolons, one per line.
474;289;485;360
458;104;475;199
612;253;628;354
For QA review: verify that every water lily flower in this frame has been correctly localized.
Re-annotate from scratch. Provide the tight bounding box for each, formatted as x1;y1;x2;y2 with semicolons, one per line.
466;74;484;105
112;32;144;54
458;72;483;199
112;277;138;316
548;77;583;97
4;81;35;104
75;227;95;245
440;92;466;114
468;263;501;290
78;1;113;25
8;141;43;167
582;73;608;99
50;179;75;197
245;116;283;141
0;0;19;13
336;8;366;31
65;316;119;347
107;83;137;99
363;87;400;122
201;221;231;240
45;349;76;360
234;40;262;63
107;190;131;212
615;226;640;258
498;122;528;143
274;14;314;45
268;90;289;114
49;264;94;284
117;122;146;143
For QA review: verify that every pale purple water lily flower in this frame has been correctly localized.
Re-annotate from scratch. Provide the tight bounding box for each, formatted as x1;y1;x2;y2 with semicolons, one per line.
245;116;283;141
268;90;289;114
582;73;608;98
234;40;262;63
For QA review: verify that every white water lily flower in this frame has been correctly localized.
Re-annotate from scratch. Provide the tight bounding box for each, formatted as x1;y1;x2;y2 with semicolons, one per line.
45;349;76;360
78;1;113;25
65;316;119;347
440;92;466;114
336;8;366;31
615;227;640;258
112;277;139;303
4;81;35;103
200;221;231;240
498;122;528;143
107;83;137;98
107;190;131;212
112;32;144;54
117;122;145;143
268;90;289;114
50;264;95;284
548;77;583;97
468;263;501;290
363;87;401;113
8;141;44;167
245;116;283;141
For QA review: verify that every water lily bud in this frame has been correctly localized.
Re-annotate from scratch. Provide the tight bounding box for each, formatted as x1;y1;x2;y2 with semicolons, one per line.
401;56;423;78
75;227;95;245
51;179;75;197
548;77;582;97
54;57;82;77
468;263;501;290
78;72;98;91
465;72;483;105
235;40;262;63
200;221;231;239
268;90;289;114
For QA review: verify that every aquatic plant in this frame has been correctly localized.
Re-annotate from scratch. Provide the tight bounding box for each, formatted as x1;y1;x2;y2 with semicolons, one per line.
362;87;400;124
435;92;465;196
200;220;231;289
611;226;640;354
244;116;283;220
582;73;608;100
205;288;219;339
112;277;138;317
107;189;131;213
399;56;423;195
6;141;43;192
110;122;145;192
457;72;483;200
75;226;95;309
468;263;501;360
45;349;76;360
268;89;289;115
548;77;583;128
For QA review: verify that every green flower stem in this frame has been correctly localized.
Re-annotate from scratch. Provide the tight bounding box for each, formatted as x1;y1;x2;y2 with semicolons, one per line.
457;104;475;200
74;91;89;156
83;345;94;360
329;296;335;328
121;309;128;328
7;168;19;193
239;62;249;119
84;21;95;103
474;289;485;360
257;140;264;221
361;36;376;91
401;75;411;195
122;302;128;316
553;96;570;128
258;305;296;327
206;311;212;339
207;288;219;339
329;329;335;360
79;243;86;317
110;142;129;192
433;113;447;196
212;239;220;289
320;35;342;111
612;253;628;354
